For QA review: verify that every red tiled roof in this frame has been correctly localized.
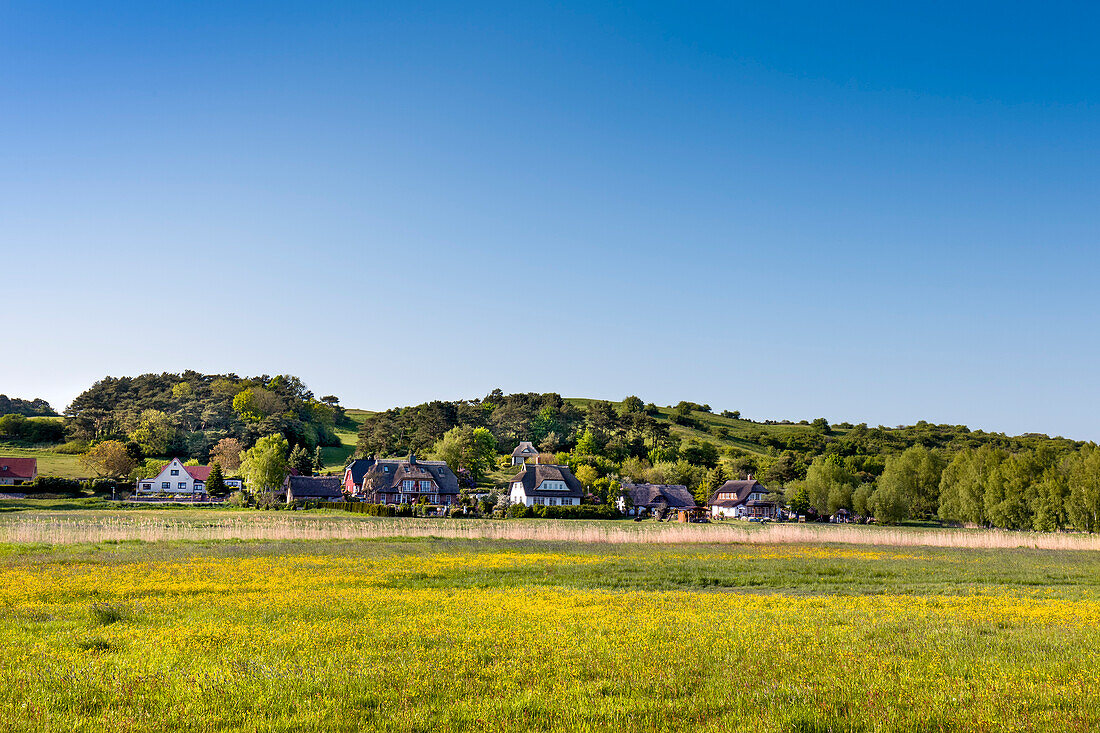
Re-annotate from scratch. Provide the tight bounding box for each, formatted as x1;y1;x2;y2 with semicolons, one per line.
185;465;213;481
157;462;213;481
0;458;37;480
158;461;298;481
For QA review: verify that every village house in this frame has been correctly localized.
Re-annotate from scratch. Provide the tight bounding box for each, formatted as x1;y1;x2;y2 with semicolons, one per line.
508;463;584;507
0;457;37;486
618;482;697;517
343;455;460;506
510;441;538;465
707;478;777;519
135;458;243;496
284;475;343;503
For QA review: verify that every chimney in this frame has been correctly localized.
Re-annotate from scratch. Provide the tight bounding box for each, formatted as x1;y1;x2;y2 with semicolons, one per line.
408;453;417;465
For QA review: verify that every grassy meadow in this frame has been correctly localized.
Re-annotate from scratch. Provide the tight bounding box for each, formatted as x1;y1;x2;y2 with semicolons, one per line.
0;442;84;479
319;408;372;473
1;517;1099;731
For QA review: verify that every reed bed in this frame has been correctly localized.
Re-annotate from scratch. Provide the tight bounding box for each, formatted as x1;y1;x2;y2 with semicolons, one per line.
2;513;1099;550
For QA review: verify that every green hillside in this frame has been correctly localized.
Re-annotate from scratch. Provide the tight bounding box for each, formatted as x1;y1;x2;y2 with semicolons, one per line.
319;409;374;474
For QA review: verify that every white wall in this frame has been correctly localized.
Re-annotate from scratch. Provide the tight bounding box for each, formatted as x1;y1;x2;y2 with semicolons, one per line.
137;458;203;495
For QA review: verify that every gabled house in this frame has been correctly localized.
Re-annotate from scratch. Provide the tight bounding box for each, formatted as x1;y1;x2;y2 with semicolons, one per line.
510;441;539;465
618;482;696;516
136;458;243;496
0;458;37;486
508;463;584;507
344;455;460;506
707;479;776;519
284;475;343;503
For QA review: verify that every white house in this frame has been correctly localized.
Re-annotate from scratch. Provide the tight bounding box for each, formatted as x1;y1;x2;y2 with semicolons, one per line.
135;458;242;496
707;479;777;519
508;463;584;507
510;441;539;465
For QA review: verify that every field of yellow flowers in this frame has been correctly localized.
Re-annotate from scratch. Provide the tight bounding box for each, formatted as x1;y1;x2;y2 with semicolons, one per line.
2;539;1099;731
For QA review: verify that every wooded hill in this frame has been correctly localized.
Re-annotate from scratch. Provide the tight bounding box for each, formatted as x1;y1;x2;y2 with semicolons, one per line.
356;391;1083;485
355;392;1097;532
63;372;347;461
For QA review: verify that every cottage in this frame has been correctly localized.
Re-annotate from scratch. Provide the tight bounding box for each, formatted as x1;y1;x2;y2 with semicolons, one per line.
510;441;539;465
0;458;36;486
508;463;584;507
707;479;777;519
285;475;343;503
135;458;243;496
618;482;697;517
344;455;460;506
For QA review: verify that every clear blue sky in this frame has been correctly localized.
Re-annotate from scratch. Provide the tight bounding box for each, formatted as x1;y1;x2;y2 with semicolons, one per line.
2;1;1099;439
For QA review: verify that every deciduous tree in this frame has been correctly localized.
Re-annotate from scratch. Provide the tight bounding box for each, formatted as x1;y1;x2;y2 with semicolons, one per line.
210;438;244;473
240;434;289;493
80;440;137;479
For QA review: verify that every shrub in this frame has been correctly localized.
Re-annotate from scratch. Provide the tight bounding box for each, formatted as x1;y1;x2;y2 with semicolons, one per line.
330;502;398;517
530;504;619;520
507;503;531;519
226;491;251;508
89;601;127;626
81;479;120;496
26;476;82;496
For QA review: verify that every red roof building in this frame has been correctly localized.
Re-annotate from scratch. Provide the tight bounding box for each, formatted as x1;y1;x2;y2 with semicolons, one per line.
0;457;38;485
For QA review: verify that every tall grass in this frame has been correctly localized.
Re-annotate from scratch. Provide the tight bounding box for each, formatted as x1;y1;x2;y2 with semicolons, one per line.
2;514;1099;550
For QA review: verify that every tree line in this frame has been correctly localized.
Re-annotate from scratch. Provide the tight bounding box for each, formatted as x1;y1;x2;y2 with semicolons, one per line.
0;395;57;417
783;443;1100;532
57;372;346;471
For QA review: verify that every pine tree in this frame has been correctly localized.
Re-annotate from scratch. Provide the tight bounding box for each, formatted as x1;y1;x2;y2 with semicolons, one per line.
288;444;314;477
313;446;324;474
206;462;228;497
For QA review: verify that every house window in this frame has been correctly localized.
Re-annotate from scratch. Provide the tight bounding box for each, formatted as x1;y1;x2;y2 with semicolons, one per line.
161;482;169;489
403;480;414;490
142;483;152;491
420;481;432;490
170;470;179;476
178;482;186;490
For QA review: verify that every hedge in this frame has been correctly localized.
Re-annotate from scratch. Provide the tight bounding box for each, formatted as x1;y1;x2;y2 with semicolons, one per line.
507;503;620;520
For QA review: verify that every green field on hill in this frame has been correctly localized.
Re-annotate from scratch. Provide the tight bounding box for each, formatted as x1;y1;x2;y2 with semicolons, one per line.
318;408;373;474
0;442;84;479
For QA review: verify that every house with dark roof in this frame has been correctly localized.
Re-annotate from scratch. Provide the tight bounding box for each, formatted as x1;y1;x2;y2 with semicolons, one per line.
508;463;585;507
344;455;460;506
707;479;776;519
0;457;37;486
136;457;243;496
618;482;697;516
284;475;343;503
510;441;539;466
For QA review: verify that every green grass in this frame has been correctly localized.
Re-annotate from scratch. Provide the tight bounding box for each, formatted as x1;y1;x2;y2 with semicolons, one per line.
319;409;373;474
0;442;84;478
0;537;1098;731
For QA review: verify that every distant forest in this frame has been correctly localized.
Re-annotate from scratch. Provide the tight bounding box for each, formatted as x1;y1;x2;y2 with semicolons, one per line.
0;395;57;417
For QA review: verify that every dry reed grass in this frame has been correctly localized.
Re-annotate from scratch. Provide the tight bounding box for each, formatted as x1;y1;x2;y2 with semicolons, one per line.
1;514;1099;550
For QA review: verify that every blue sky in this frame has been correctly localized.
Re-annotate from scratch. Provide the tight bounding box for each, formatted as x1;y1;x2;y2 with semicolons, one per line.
2;1;1098;438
